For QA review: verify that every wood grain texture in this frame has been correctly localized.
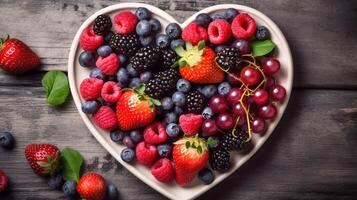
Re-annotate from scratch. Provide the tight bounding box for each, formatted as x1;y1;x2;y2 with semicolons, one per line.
1;89;357;200
0;0;356;88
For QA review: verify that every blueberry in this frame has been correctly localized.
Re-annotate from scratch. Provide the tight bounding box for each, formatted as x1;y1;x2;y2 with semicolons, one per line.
90;68;107;80
135;7;151;20
110;130;126;143
121;148;136;163
156;34;171;49
136;20;152;36
0;131;15;149
81;101;100;114
224;8;239;22
117;67;129;83
140;71;152;83
207;136;220;149
117;81;127;88
118;54;127;65
149;18;161;32
139;35;155;46
172;91;186;107
164;112;178;124
202;107;214;119
198;168;215;184
165;23;182;39
170;39;185;50
79;51;96;67
255;26;270;40
201;85;217;98
218;82;231;95
157;143;172;158
174;106;183;115
106;183;119;200
214;45;228;53
126;63;139;77
161;97;174;110
123;136;135;149
130;129;143;144
62;180;77;198
97;45;112;57
176;79;191;93
166;123;180;138
210;13;225;20
104;31;114;44
48;173;63;190
129;77;141;88
195;13;212;28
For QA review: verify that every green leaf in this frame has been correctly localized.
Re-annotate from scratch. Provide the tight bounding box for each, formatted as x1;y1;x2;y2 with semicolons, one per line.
197;146;202;154
60;148;83;182
178;59;187;67
250;40;276;57
150;98;161;106
41;71;70;106
186;42;193;50
135;83;146;94
185;141;191;149
197;40;206;50
174;46;185;57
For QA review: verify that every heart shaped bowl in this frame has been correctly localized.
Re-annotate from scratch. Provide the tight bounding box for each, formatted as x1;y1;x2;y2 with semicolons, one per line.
68;3;293;200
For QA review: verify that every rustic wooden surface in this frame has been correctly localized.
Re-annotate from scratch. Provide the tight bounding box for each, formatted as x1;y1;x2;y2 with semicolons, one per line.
0;0;357;199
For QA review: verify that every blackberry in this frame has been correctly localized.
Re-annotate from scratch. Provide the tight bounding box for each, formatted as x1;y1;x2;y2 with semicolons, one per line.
109;33;141;56
209;148;230;172
93;15;112;36
145;69;180;99
216;47;240;70
220;129;248;151
130;46;161;73
185;90;206;114
161;49;178;69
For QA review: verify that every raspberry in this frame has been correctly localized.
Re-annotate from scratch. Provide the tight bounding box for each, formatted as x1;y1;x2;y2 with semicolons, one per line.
80;27;103;51
96;53;119;76
136;141;158;166
80;78;104;101
151;158;174;183
92;106;117;131
179;113;203;136
143;122;168;145
182;22;208;45
231;13;257;39
101;81;122;103
208;19;232;44
114;11;138;34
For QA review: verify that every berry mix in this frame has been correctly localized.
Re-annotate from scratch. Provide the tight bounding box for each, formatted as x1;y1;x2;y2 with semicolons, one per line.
78;7;286;186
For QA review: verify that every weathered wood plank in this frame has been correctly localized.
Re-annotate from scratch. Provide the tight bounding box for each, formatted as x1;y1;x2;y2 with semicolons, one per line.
0;0;356;88
0;88;356;200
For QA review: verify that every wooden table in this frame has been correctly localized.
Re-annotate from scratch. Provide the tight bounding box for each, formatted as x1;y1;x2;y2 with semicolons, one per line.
1;0;357;199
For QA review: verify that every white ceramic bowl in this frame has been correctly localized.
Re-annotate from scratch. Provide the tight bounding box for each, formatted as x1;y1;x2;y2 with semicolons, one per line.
68;3;293;200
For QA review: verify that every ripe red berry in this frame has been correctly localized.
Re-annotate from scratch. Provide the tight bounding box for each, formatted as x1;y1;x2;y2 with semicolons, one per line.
92;106;117;131
201;119;219;136
0;169;9;192
136;141;158;166
182;22;208;45
77;173;107;200
80;27;103;51
101;81;121;103
226;88;244;105
143;122;168;145
258;104;277;120
252;89;269;106
252;118;267;134
80;78;104;101
151;158;174;183
240;66;260;86
96;53;119;76
179;113;203;136
231;13;257;39
209;95;229;114
216;113;235;130
232;102;245;116
208;19;232;44
114;11;138;34
261;57;280;76
270;84;286;101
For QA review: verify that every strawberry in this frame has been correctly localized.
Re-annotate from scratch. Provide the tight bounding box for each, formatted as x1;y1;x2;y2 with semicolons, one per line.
173;136;209;186
116;84;160;131
0;169;9;192
77;173;107;200
179;113;203;136
174;41;224;84
0;35;40;74
24;144;60;176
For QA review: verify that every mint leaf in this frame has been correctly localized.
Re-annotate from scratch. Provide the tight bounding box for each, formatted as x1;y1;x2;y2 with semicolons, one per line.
251;40;276;57
60;148;83;182
41;71;70;106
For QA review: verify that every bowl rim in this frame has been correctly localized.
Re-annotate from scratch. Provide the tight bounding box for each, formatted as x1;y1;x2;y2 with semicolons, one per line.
68;3;293;200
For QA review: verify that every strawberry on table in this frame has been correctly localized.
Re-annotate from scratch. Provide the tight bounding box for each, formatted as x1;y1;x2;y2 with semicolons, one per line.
116;84;160;131
77;173;107;200
0;169;9;192
0;35;40;74
173;136;209;186
24;144;60;176
174;41;224;84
